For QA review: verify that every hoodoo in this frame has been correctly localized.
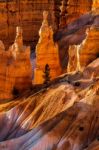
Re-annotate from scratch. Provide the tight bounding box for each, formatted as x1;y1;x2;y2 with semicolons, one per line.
0;0;98;150
0;27;32;100
34;11;62;84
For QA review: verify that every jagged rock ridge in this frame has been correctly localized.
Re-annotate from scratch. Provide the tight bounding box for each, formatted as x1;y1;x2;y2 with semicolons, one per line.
0;27;32;100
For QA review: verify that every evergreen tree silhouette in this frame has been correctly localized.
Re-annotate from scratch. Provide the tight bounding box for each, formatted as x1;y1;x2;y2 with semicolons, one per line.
43;64;51;85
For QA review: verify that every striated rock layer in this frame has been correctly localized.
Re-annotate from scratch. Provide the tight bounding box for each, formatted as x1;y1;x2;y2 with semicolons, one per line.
80;26;99;70
34;11;62;84
0;0;97;48
0;58;99;149
0;27;32;100
0;0;61;49
67;25;99;72
65;0;93;25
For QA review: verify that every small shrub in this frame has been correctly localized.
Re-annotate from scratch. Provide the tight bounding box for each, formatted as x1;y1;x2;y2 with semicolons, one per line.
43;64;51;85
12;87;19;96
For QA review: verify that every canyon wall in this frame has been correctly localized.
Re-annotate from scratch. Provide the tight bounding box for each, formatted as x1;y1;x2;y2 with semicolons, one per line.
0;27;32;100
80;26;99;70
0;0;96;48
60;0;93;27
0;0;61;49
67;25;99;73
66;0;93;24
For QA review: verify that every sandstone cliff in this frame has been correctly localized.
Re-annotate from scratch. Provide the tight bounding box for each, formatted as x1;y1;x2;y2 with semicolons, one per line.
0;0;61;49
67;0;93;22
80;26;99;70
67;25;99;73
0;27;32;100
0;0;97;49
60;0;93;27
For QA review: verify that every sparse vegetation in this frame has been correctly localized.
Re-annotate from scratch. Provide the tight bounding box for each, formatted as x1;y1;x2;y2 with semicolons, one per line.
43;64;51;85
12;87;19;97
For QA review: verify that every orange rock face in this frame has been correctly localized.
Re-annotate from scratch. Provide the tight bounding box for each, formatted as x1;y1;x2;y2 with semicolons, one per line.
0;42;13;100
65;0;92;25
80;26;99;70
59;0;68;28
34;11;62;84
67;45;81;73
92;0;99;11
67;25;99;72
0;27;32;100
67;45;77;72
0;57;99;149
0;0;61;48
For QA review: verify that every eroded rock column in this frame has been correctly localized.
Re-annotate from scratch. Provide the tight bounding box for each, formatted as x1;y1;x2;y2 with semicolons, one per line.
34;11;62;84
0;27;32;100
10;27;32;92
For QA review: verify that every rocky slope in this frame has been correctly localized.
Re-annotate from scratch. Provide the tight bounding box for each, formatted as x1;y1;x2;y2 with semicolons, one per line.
0;58;98;150
0;1;98;149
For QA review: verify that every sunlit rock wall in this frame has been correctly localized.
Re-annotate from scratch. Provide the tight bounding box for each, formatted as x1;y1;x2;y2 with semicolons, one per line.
60;0;93;27
0;0;61;49
34;12;62;84
0;27;32;100
80;26;99;70
0;0;96;48
67;45;76;73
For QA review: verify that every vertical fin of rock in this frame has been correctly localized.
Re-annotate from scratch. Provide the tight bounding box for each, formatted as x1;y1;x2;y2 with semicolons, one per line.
34;11;62;84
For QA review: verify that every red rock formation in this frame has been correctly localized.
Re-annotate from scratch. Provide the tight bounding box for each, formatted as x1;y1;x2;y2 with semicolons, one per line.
80;26;99;70
59;0;68;28
83;58;99;80
67;45;81;73
0;41;13;100
66;0;93;25
66;23;99;73
10;27;32;92
0;27;32;100
92;0;99;13
0;58;98;149
0;0;62;48
34;11;62;84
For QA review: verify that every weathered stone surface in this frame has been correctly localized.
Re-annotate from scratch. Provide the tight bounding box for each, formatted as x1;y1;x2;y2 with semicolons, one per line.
34;11;62;84
66;0;93;25
0;27;32;100
59;0;68;28
63;22;99;73
0;0;97;49
92;0;99;14
83;58;99;80
0;65;98;149
67;45;81;72
0;0;61;49
0;1;98;149
80;26;99;70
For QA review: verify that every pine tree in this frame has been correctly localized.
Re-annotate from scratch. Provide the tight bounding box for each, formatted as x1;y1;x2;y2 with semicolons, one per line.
43;64;51;85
